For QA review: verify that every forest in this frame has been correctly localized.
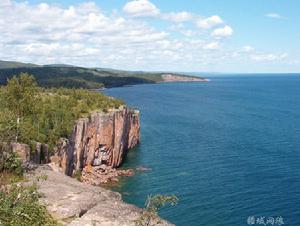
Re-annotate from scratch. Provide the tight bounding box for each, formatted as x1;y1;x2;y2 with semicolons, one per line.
0;73;124;149
0;60;202;89
0;66;157;89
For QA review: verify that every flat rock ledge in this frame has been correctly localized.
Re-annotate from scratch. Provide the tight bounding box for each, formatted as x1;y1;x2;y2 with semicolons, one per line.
26;166;172;226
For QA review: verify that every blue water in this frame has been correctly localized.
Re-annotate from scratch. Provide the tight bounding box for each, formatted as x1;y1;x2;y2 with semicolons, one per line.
105;76;300;226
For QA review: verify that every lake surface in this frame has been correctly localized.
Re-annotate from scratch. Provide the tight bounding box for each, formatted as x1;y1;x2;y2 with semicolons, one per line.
105;76;300;226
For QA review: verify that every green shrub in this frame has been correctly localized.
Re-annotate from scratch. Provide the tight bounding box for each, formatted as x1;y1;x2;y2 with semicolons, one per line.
0;143;23;177
0;143;23;186
0;184;58;226
135;194;178;226
3;152;23;176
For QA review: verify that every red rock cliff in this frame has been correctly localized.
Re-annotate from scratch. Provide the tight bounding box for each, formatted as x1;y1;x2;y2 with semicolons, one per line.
52;107;140;176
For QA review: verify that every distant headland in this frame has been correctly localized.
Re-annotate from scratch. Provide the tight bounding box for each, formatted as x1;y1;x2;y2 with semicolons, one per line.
0;60;207;89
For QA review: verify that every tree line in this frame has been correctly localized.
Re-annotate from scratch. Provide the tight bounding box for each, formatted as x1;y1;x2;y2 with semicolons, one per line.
0;73;124;150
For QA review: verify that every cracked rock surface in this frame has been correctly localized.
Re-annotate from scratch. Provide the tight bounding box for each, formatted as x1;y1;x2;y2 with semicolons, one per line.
27;166;171;226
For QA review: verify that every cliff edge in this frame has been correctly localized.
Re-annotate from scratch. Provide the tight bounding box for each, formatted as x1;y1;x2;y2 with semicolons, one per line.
17;107;173;225
27;166;171;226
51;106;140;177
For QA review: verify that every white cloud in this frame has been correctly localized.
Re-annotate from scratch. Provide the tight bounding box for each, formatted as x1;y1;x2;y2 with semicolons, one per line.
0;0;11;6
250;53;288;61
243;45;254;52
123;0;160;17
0;0;172;67
211;25;233;37
1;1;294;72
180;29;196;37
196;15;223;29
162;11;193;23
265;13;283;19
203;42;219;50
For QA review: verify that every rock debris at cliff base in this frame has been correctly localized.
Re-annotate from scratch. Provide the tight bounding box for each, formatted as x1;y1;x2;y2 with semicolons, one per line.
81;164;134;185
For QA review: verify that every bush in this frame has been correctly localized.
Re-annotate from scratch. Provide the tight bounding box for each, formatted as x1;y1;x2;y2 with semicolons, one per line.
0;184;57;226
0;143;23;187
135;194;178;226
3;152;23;176
0;143;23;177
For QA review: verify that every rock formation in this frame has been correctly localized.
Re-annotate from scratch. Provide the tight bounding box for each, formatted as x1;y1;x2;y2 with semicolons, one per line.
26;166;171;226
32;142;49;164
51;107;140;176
11;143;30;162
12;142;50;164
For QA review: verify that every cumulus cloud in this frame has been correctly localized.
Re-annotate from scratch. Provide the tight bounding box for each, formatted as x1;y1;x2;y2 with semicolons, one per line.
0;0;173;67
211;25;233;37
162;11;194;23
2;0;292;72
123;0;160;17
196;15;223;29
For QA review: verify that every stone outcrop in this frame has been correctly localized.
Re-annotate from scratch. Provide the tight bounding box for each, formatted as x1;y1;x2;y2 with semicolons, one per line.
27;166;172;226
51;107;140;176
11;143;30;163
11;142;50;164
32;142;49;164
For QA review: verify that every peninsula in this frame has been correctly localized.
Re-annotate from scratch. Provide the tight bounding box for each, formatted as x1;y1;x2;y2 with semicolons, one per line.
0;60;207;89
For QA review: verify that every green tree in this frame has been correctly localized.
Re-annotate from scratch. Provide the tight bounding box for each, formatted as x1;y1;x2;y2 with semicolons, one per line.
136;194;178;226
0;73;124;150
3;73;37;142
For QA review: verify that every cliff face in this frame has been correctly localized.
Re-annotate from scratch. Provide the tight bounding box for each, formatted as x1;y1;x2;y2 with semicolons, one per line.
52;107;140;176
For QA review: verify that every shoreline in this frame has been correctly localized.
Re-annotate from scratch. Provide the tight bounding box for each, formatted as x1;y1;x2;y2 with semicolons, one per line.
101;76;210;91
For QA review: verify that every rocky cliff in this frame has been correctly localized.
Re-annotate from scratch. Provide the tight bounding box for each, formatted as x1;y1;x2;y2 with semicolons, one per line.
51;107;140;176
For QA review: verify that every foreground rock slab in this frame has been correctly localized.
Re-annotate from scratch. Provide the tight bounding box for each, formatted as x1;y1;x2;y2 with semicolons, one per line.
27;166;171;226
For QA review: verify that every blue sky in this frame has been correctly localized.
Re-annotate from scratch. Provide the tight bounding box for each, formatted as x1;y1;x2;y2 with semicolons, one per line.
2;0;300;72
